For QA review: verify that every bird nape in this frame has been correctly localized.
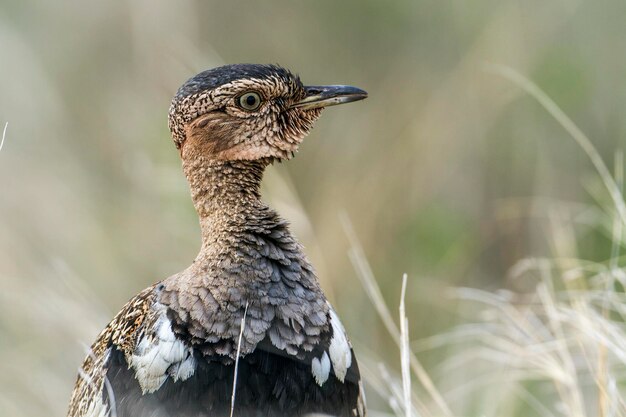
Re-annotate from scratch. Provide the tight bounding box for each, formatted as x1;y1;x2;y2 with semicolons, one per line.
67;64;368;417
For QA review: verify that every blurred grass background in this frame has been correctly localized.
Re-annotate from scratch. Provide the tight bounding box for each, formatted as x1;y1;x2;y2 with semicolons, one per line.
2;1;626;416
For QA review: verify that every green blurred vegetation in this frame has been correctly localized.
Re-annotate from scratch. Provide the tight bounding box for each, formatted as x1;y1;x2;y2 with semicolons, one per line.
1;1;626;415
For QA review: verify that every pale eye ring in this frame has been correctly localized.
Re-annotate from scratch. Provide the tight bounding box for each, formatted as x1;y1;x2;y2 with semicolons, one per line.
237;91;263;111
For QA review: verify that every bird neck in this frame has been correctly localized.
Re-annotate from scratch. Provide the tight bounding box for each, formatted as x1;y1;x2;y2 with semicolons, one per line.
182;156;272;250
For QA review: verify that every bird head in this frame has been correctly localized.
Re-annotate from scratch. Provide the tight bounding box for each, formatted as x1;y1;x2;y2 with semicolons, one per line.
168;64;367;162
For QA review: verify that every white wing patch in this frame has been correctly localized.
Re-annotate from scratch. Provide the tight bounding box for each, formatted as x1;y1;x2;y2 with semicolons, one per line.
328;307;352;383
129;307;196;394
311;305;353;387
311;351;331;386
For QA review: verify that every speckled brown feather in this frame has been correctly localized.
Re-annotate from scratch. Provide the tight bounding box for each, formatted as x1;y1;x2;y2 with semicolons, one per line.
67;286;157;417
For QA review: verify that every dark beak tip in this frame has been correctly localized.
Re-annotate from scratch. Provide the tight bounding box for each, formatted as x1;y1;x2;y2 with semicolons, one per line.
344;87;368;101
355;90;368;100
347;86;368;97
294;84;368;109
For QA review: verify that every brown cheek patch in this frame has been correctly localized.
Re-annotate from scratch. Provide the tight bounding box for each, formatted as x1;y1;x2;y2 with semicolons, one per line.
183;114;236;159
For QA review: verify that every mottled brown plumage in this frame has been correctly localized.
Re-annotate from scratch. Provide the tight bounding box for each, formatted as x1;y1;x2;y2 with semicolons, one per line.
67;64;367;417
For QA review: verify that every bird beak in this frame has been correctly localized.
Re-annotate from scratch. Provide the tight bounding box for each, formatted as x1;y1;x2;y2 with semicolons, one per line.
290;85;368;110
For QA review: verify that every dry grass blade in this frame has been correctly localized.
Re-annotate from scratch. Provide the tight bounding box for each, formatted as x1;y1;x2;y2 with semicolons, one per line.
230;301;249;417
483;63;626;229
600;151;625;416
340;212;399;341
0;122;7;153
102;376;118;417
340;212;452;417
399;274;412;417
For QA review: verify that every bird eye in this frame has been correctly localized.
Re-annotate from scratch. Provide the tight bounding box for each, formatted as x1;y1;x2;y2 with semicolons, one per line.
238;92;262;111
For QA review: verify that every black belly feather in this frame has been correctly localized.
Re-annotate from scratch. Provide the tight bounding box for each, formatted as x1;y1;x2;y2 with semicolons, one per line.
105;342;361;417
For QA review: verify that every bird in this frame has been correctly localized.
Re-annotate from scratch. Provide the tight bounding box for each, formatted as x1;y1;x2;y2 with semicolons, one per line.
66;64;368;417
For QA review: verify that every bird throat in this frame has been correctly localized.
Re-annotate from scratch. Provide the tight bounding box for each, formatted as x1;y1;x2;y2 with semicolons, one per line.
182;157;269;243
